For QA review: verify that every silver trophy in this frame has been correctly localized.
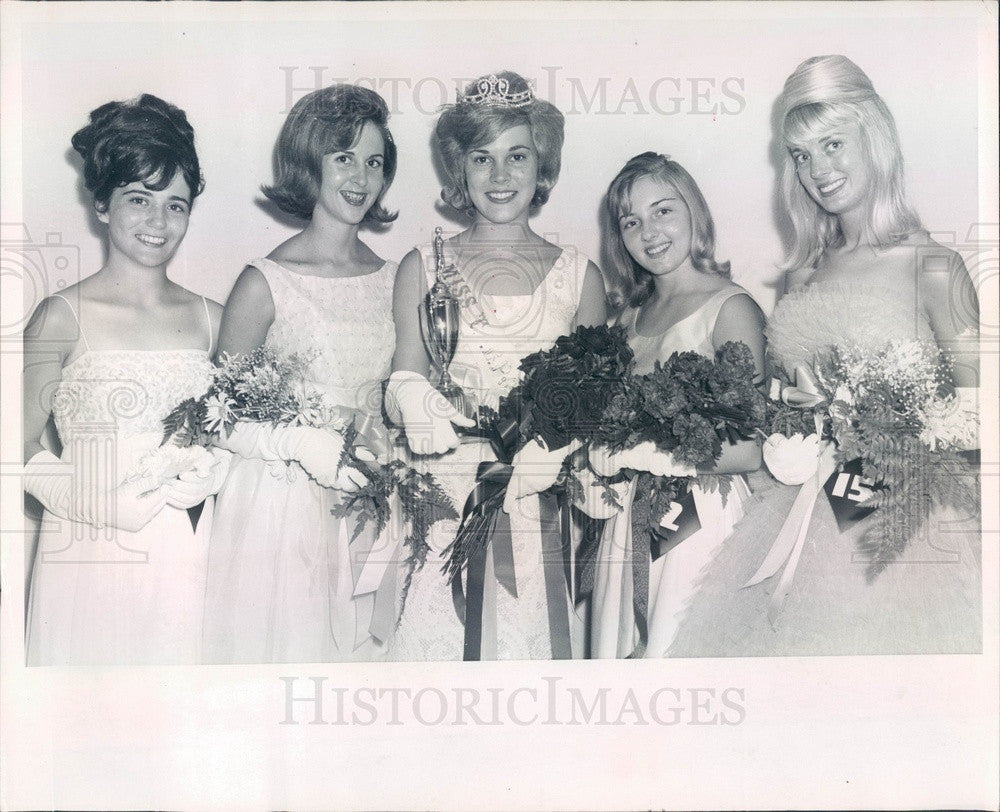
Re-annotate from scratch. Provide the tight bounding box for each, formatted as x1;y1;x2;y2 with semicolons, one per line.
419;227;473;419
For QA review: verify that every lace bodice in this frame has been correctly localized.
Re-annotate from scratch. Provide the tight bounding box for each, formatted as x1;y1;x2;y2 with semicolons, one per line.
767;280;935;371
417;244;589;410
52;349;215;439
253;258;396;415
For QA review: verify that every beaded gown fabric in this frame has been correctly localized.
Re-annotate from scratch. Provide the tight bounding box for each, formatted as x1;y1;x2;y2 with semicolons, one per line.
389;244;590;661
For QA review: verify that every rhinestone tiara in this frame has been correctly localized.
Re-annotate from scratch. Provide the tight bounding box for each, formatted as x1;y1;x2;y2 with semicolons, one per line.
459;74;535;109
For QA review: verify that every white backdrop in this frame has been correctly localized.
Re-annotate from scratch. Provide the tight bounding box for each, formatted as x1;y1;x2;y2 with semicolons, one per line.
2;3;997;811
11;3;983;317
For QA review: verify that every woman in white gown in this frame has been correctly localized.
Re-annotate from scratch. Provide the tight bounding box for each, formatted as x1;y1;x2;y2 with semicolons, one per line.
587;152;767;658
669;55;981;657
23;95;227;666
385;71;607;661
202;84;396;664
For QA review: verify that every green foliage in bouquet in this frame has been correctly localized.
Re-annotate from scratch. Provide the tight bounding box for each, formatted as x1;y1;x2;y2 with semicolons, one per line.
764;363;823;439
161;347;325;448
162;347;459;613
597;341;766;466
332;426;458;616
816;342;978;579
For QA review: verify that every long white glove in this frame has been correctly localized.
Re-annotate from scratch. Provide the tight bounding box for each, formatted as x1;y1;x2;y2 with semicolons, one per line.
384;370;475;455
23;449;167;533
590;441;697;479
502;438;582;515
164;447;233;509
215;422;367;491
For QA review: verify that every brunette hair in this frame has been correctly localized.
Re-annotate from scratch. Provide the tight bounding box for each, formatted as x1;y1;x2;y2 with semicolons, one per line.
71;94;203;212
263;83;397;224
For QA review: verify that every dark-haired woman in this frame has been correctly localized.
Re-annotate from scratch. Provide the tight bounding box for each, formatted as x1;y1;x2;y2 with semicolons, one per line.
386;71;607;661
201;84;397;664
23;95;226;665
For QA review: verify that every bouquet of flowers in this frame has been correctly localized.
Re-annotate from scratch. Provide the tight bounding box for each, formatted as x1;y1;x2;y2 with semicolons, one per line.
439;325;765;659
161;347;329;445
597;340;765;459
590;339;766;557
500;324;636;451
162;347;457;604
443;325;634;581
763;339;978;578
444;327;765;579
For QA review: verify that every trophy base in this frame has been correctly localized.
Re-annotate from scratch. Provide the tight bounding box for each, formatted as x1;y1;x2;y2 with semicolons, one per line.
437;383;478;423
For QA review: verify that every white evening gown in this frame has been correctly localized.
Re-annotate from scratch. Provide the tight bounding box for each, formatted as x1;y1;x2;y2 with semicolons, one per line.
590;286;753;658
668;280;981;657
26;295;216;666
202;258;396;663
389;244;591;661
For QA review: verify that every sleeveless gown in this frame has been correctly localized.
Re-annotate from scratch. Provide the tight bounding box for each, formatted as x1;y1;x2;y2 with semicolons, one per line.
25;296;216;666
590;286;753;658
389;244;590;661
668;280;982;656
202;258;396;664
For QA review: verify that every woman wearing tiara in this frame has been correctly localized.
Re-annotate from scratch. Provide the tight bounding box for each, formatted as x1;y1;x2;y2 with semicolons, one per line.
669;55;981;657
385;71;607;661
202;84;397;664
22;95;227;665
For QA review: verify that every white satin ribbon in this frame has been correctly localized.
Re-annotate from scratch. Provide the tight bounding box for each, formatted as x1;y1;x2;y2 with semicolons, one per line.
743;441;838;627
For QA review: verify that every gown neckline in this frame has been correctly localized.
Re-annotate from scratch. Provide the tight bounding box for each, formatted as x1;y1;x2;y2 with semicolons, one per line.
631;286;738;340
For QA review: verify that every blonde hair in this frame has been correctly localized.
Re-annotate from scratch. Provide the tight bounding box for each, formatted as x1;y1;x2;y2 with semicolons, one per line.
777;55;921;270
435;71;564;215
602;152;730;309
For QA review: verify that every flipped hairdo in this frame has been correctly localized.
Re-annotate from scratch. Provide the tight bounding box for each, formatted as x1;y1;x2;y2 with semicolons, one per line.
262;83;397;224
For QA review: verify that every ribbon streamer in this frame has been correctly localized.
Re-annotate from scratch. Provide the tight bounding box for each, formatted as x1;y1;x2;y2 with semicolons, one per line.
780;364;826;409
743;441;838;626
449;459;575;660
448;459;518;660
326;405;398;648
538;491;573;659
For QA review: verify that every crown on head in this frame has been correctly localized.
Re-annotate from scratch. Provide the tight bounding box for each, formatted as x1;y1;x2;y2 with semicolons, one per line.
459;74;535;109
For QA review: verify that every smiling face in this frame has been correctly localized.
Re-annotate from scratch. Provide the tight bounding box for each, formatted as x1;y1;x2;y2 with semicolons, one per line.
98;171;192;269
618;174;694;277
464;123;538;225
315;120;386;225
788;120;872;219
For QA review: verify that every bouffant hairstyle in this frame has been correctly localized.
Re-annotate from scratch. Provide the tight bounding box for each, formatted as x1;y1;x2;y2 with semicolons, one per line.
776;55;921;270
71;94;203;212
262;84;397;224
435;71;564;215
602;152;730;309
